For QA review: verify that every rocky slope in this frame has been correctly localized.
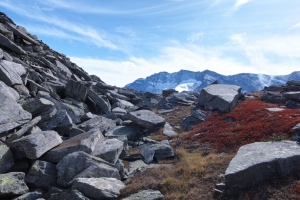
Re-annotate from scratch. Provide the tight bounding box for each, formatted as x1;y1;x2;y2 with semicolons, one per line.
125;69;300;94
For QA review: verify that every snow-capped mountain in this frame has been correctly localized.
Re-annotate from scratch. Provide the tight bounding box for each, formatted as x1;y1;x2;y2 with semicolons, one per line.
125;70;300;93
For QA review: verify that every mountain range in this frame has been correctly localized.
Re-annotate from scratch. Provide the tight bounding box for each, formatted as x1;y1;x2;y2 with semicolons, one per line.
125;70;300;93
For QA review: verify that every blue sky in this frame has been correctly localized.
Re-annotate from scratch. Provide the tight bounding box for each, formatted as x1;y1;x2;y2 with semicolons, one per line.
1;0;300;87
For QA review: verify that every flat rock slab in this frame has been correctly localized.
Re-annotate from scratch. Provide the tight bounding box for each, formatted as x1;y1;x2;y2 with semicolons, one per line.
0;172;29;198
106;125;141;141
65;80;87;101
122;189;164;200
11;189;43;200
72;177;125;199
78;116;116;134
47;189;90;200
163;122;178;137
92;138;123;164
25;160;57;188
43;129;104;163
282;91;300;100
0;60;26;86
57;151;120;187
128;110;166;130
0;143;14;173
140;140;174;163
22;98;54;118
225;141;300;191
198;84;241;113
0;81;32;135
10;131;62;159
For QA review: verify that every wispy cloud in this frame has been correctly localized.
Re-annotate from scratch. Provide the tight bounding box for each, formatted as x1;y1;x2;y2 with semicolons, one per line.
187;32;203;43
233;0;251;11
289;22;300;30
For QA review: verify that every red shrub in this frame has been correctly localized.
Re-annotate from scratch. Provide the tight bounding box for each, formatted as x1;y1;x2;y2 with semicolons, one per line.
185;99;300;152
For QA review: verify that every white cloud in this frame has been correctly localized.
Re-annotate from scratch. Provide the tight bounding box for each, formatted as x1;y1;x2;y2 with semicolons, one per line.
289;22;300;30
233;0;251;11
188;32;203;43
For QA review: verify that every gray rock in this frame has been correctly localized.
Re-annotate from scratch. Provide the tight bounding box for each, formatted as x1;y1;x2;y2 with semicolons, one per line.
92;139;123;164
78;115;116;134
56;151;120;187
0;142;14;173
162;89;178;97
5;22;39;45
293;123;300;134
47;189;90;200
122;189;164;200
128;110;166;131
0;48;3;59
198;84;241;113
65;80;87;101
0;81;32;135
38;109;68;131
0;32;27;54
43;128;104;163
140;140;174;163
163;122;178;137
72;177;125;199
0;60;26;86
106;125;141;141
55;60;72;77
180;110;206;131
10;130;63;159
225;141;300;191
282;91;300;100
80;112;97;122
0;172;29;197
87;89;111;113
22;98;54;118
113;99;134;110
12;189;43;200
25;160;57;188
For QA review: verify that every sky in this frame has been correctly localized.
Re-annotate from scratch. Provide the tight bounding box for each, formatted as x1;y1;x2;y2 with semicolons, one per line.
1;0;300;87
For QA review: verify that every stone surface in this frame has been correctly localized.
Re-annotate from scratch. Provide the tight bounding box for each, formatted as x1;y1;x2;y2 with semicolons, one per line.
0;60;26;86
10;130;62;159
47;189;90;200
78;115;116;134
0;172;29;197
128;110;166;131
92;138;123;164
87;89;111;113
282;91;300;100
0;142;14;173
65;80;87;101
72;177;125;199
0;32;26;54
140;140;174;163
225;141;300;191
56;151;120;187
198;84;241;113
163;122;178;137
43;128;104;163
106;125;141;141
22;98;54;118
0;81;32;135
25;160;57;188
122;189;164;200
180;110;206;131
12;189;43;200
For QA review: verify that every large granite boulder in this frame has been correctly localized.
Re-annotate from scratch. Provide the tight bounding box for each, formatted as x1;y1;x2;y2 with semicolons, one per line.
25;160;57;189
56;151;120;187
71;177;125;199
225;141;300;191
128;110;166;131
0;172;29;198
140;140;174;163
10;131;63;159
198;84;241;113
0;81;32;135
0;142;14;173
43;128;104;163
92;138;124;164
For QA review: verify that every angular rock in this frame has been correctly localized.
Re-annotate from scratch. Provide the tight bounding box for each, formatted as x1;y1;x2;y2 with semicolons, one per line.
92;139;123;164
47;189;90;200
198;84;241;113
56;151;120;187
140;140;174;163
4;22;39;45
0;142;14;173
78;116;116;134
25;160;57;188
12;189;43;200
162;89;178;97
43;128;104;163
10;130;63;159
225;141;300;191
38;109;68;131
282;91;300;100
55;60;72;77
87;89;111;113
128;110;166;131
72;177;125;199
65;80;87;101
180;110;206;131
0;81;32;135
0;172;29;197
106;125;141;141
163;122;178;137
0;32;26;54
123;189;164;200
0;60;26;86
22;98;54;118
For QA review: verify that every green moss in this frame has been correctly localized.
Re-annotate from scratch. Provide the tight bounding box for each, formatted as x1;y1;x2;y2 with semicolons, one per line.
31;164;40;172
0;176;16;187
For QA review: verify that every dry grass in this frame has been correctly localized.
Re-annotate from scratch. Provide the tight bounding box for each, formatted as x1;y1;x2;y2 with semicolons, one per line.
120;148;234;200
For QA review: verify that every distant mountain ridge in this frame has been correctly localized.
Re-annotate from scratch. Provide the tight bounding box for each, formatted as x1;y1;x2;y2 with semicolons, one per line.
125;70;300;93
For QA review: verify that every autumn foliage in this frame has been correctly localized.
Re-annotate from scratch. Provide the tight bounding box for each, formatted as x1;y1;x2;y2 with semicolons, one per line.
185;99;300;152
